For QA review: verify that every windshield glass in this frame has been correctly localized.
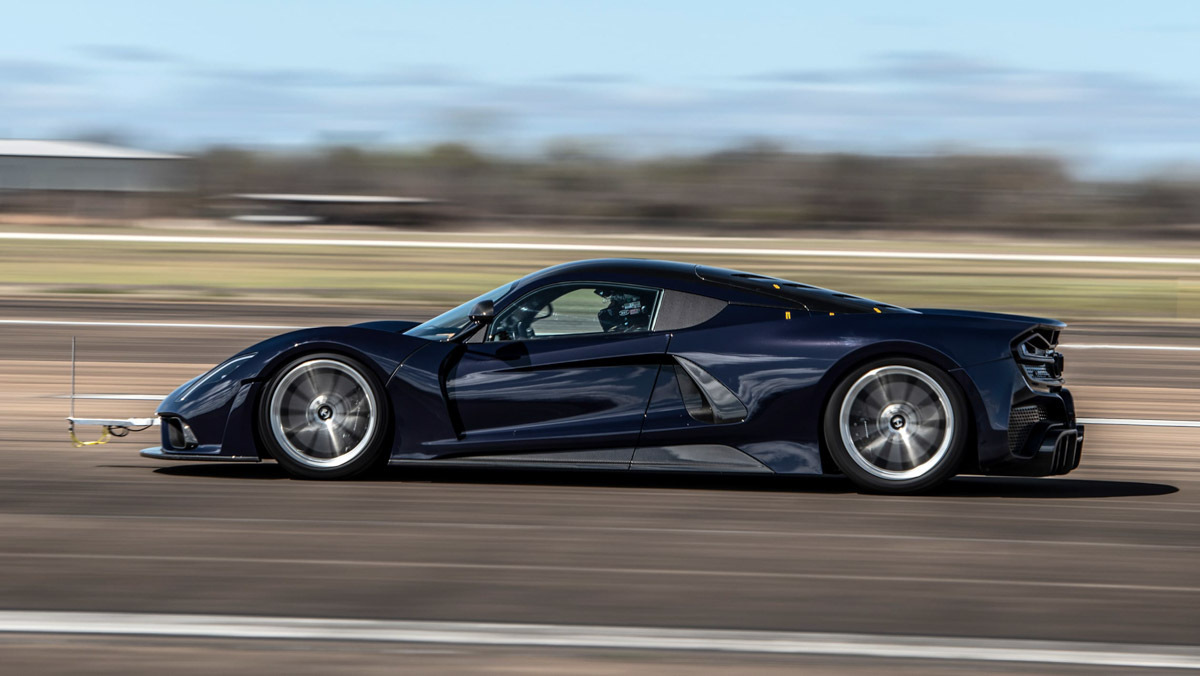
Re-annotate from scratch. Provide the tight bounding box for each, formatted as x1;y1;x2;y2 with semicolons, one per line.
404;282;515;341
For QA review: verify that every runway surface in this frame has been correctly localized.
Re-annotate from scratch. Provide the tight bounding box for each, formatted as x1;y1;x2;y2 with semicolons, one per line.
1;298;1198;673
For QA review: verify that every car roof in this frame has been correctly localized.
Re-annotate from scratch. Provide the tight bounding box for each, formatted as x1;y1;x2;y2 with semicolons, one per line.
508;259;911;313
515;259;698;287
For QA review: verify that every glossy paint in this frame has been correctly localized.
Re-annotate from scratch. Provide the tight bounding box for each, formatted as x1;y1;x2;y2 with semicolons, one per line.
153;259;1080;477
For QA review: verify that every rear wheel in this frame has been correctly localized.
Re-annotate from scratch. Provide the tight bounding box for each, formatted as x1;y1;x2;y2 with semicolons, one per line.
259;353;389;479
823;358;967;494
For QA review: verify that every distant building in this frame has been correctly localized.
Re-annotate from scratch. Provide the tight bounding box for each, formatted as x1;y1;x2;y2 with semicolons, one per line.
0;139;187;192
211;193;444;226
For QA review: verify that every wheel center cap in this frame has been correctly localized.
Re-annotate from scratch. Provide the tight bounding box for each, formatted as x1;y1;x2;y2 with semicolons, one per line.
316;405;334;421
889;414;906;430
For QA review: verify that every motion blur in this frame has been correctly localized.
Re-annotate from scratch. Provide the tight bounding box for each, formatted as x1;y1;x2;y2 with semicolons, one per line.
1;1;1199;673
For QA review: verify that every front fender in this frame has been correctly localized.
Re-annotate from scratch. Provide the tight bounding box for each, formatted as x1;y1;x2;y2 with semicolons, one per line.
157;326;433;458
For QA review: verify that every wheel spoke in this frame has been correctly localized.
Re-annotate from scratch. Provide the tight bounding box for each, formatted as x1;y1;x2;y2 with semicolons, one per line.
910;425;941;449
328;370;350;397
879;375;904;405
863;384;889;409
325;424;343;456
898;435;921;468
858;433;889;461
897;381;921;407
298;425;325;453
915;401;942;424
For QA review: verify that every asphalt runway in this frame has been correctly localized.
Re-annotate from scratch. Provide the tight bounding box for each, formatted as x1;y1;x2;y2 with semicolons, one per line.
1;298;1198;673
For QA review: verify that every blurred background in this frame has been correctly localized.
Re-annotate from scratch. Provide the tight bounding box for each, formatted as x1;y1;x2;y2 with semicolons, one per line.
2;0;1200;321
3;2;1200;674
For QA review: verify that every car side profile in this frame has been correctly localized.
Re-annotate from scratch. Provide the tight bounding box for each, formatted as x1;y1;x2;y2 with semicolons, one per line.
143;259;1083;493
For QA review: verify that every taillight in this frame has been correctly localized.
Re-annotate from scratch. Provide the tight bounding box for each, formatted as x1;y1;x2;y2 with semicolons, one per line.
1013;331;1064;388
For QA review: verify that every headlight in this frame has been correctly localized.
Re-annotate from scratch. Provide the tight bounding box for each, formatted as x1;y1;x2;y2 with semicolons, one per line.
179;353;256;401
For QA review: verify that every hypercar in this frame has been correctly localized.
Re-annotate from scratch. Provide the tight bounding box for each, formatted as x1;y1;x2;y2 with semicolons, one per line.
139;258;1082;493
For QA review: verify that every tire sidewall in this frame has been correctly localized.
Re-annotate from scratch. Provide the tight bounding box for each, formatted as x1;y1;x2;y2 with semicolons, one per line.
823;357;968;494
258;352;390;479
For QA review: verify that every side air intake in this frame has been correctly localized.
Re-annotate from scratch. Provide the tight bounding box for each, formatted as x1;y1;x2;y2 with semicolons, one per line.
673;357;748;424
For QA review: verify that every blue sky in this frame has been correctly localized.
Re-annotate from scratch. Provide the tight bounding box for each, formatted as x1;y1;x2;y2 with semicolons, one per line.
3;1;1199;173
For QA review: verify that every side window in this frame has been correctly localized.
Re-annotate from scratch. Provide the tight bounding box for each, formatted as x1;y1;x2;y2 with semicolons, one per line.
490;284;660;341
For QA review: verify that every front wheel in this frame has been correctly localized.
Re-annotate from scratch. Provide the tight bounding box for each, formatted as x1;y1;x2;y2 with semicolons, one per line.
823;358;967;494
259;353;389;479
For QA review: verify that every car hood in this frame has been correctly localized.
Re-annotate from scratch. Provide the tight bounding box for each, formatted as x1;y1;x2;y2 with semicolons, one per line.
350;320;422;333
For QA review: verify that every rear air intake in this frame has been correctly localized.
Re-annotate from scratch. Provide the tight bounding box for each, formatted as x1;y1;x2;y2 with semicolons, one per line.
1007;404;1047;454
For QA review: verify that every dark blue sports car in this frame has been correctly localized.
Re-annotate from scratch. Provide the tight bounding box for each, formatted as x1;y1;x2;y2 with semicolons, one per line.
144;259;1082;493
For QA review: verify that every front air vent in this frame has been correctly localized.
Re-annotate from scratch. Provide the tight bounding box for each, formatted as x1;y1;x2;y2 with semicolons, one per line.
164;417;198;450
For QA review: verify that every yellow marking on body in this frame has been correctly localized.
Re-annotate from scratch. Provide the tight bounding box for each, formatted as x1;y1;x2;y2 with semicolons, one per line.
785;311;791;320
772;283;781;289
874;307;882;313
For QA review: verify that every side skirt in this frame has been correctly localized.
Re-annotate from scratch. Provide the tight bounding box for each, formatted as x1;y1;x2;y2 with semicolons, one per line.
390;444;776;474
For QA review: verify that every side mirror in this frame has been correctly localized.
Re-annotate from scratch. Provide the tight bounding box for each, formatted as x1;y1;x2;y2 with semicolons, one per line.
449;300;495;343
468;300;495;324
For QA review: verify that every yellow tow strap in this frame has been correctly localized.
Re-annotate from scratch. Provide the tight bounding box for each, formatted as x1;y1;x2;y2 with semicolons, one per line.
69;422;111;447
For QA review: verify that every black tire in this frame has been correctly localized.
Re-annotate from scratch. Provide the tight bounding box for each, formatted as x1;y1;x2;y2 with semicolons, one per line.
823;357;968;494
257;352;390;479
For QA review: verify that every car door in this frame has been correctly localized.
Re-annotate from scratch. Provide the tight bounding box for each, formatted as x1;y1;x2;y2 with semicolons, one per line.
440;282;669;465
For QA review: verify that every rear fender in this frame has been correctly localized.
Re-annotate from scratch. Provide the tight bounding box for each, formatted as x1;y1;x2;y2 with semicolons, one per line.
813;340;973;474
814;340;962;402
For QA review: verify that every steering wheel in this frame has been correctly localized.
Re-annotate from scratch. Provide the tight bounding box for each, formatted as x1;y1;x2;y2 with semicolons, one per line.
494;301;556;341
506;302;552;340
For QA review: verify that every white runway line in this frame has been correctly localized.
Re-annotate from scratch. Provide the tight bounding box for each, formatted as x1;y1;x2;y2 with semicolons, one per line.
4;231;1200;265
52;394;165;401
1063;344;1200;352
0;611;1197;669
1080;417;1200;428
0;319;300;330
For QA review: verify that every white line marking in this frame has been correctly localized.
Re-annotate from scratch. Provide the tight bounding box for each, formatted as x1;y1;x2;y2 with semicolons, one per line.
0;319;300;330
1079;417;1200;428
53;394;165;401
1062;344;1200;352
3;231;1200;265
0;611;1197;669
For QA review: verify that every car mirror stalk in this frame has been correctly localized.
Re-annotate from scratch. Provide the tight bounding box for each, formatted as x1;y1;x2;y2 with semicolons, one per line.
449;300;494;342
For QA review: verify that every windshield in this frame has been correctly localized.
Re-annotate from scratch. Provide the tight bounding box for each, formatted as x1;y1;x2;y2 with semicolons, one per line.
404;282;515;341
